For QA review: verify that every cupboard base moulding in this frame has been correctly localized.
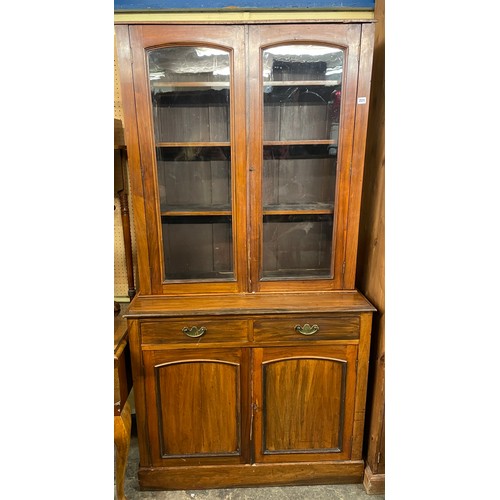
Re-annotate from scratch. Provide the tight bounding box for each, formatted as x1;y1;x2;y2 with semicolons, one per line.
138;460;365;490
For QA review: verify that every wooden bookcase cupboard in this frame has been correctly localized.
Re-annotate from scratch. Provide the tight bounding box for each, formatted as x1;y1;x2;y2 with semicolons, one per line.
115;20;376;490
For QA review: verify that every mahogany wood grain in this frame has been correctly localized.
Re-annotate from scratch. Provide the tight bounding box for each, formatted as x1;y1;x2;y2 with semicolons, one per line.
140;318;249;345
143;348;251;467
137;460;365;490
125;291;375;318
127;318;152;466
343;22;375;289
253;315;359;342
116;20;376;492
264;358;344;451
351;312;373;459
253;345;357;463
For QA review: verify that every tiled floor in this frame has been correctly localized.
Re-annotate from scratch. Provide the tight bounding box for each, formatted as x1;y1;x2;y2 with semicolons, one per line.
119;434;385;500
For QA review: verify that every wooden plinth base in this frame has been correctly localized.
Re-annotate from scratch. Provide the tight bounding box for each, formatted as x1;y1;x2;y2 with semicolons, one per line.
363;464;385;495
138;460;364;490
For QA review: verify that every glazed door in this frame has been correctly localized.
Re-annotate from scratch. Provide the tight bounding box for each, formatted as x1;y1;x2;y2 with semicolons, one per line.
129;25;247;295
248;24;362;292
143;348;251;466
125;24;368;295
252;345;358;462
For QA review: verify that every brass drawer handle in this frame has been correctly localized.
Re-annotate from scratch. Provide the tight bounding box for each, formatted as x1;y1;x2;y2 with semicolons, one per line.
182;326;207;338
294;323;320;336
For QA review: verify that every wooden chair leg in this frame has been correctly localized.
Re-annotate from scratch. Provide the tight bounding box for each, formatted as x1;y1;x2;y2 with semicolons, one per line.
114;400;132;500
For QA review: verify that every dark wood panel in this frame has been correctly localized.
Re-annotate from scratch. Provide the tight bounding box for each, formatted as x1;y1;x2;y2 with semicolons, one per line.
126;319;152;465
156;360;239;456
253;315;359;343
351;312;372;459
263;357;345;452
138;460;365;490
141;318;248;344
144;348;251;466
253;345;358;463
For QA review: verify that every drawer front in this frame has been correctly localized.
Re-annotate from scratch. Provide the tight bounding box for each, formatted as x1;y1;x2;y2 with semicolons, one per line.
253;316;359;343
141;319;249;345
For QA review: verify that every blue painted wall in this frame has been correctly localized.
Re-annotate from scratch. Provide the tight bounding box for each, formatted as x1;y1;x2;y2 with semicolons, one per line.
115;1;374;10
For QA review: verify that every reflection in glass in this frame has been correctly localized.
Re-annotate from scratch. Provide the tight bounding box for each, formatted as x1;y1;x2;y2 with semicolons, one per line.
149;47;230;143
163;216;233;281
157;147;231;212
152;88;229;143
261;45;343;280
263;145;336;209
148;46;233;282
263;44;343;143
149;47;230;83
262;215;333;279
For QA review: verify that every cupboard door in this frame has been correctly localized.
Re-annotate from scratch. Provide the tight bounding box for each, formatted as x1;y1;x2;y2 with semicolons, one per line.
143;348;250;466
253;345;357;462
248;24;362;292
129;25;247;294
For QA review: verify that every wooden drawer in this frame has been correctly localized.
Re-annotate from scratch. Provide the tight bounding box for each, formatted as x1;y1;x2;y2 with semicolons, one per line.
141;318;249;345
253;316;360;343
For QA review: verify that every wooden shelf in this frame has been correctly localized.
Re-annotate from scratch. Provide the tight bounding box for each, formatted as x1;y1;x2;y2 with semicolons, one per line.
151;81;230;88
161;208;232;217
263;204;333;216
263;80;340;87
263;140;337;146
156;142;230;148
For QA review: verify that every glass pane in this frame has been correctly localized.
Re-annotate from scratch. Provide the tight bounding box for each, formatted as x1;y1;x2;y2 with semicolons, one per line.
261;45;342;280
263;45;342;83
157;147;231;212
150;47;230;143
149;46;230;84
262;215;333;279
263;145;336;209
152;88;229;143
263;45;343;142
162;216;233;281
148;46;233;282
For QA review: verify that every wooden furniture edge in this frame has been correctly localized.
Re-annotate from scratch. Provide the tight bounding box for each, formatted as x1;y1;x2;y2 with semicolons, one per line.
124;291;376;318
138;460;365;490
114;400;132;500
351;312;372;459
363;463;385;495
